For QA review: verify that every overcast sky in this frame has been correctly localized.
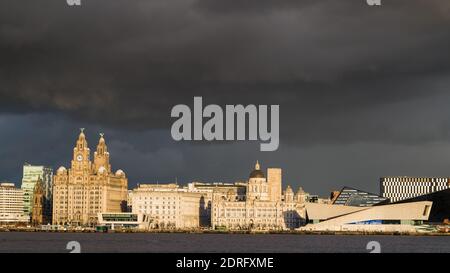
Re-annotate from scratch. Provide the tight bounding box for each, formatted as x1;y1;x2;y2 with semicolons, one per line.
1;0;450;196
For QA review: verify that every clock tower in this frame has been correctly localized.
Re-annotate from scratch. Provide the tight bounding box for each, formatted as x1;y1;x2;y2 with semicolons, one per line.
71;128;91;175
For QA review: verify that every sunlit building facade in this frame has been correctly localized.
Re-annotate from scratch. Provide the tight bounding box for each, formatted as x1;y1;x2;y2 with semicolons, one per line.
52;129;128;226
131;184;206;229
211;161;307;230
0;182;29;224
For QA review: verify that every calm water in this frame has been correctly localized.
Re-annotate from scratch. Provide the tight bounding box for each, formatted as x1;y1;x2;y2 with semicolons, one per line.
0;233;449;253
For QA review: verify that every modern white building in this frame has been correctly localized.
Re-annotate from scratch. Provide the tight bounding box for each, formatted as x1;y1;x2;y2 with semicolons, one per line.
302;201;433;233
21;164;53;216
0;182;30;224
97;212;151;230
380;176;450;202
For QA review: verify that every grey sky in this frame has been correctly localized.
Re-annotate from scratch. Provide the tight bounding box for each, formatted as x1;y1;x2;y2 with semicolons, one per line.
1;0;450;196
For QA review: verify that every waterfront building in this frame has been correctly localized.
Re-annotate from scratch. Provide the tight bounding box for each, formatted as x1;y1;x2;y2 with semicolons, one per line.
211;161;307;230
380;176;450;202
302;201;432;232
130;181;249;229
187;181;247;226
0;182;29;224
129;161;308;230
126;190;133;212
52;129;128;226
97;212;151;230
332;186;388;207
21;164;53;217
131;184;206;229
392;188;450;224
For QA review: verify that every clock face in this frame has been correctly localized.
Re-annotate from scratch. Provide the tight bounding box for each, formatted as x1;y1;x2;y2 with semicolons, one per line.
76;154;83;161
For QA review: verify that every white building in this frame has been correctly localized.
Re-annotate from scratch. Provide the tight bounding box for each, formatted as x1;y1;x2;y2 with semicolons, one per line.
301;201;432;233
380;176;450;202
131;184;207;229
0;182;30;224
130;161;308;230
97;212;152;230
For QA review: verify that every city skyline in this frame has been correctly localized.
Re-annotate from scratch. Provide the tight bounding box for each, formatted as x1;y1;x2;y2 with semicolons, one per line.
3;125;450;197
1;125;450;197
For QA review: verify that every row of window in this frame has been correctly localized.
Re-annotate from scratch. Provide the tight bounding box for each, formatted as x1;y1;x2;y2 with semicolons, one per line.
136;196;181;200
382;177;449;183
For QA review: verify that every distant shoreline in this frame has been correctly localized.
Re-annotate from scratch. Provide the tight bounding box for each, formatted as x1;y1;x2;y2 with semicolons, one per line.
1;228;449;236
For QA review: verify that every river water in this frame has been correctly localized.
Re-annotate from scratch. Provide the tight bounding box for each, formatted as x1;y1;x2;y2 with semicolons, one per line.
0;232;449;253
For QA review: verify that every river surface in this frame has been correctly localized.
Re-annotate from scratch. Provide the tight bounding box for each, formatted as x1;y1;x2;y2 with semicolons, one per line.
0;233;449;253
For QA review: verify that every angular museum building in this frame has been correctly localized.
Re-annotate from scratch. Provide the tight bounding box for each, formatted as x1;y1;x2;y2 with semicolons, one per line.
391;188;450;224
301;201;433;232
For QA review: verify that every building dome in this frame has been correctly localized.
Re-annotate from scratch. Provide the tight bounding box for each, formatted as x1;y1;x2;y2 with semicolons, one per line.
249;169;265;179
115;169;125;177
249;160;265;179
57;166;67;175
296;187;305;194
98;166;106;174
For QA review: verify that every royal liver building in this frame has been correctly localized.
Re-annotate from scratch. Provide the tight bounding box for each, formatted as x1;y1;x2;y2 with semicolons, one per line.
52;129;128;226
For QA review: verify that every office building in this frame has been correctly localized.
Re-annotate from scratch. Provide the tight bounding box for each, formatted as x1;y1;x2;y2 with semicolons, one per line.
131;184;206;229
0;182;29;224
380;176;450;202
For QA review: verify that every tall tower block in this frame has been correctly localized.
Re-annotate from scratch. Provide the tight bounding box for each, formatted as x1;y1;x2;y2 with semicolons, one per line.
267;168;282;202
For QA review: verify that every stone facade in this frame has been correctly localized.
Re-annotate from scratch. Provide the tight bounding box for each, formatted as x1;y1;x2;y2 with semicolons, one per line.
52;129;128;226
130;182;249;229
211;161;307;230
31;177;50;225
129;162;307;230
131;184;206;229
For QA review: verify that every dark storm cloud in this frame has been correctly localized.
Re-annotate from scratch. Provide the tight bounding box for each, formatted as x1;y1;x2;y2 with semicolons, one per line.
1;0;450;147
